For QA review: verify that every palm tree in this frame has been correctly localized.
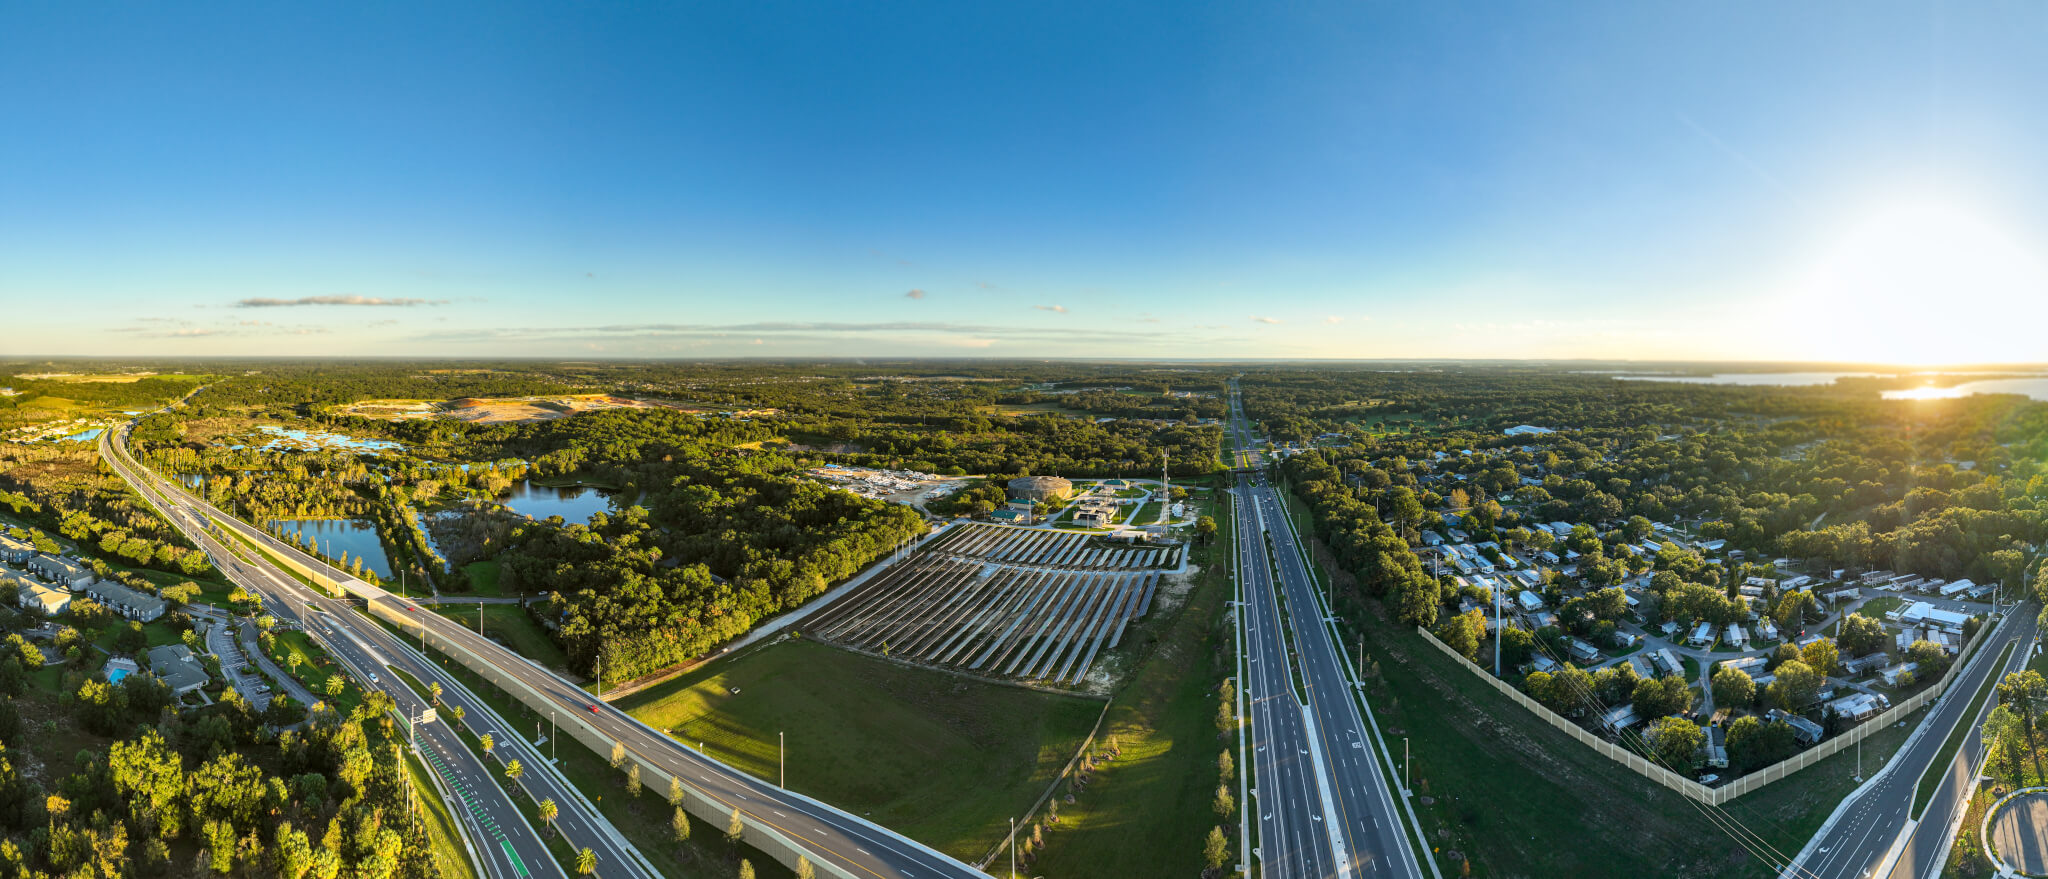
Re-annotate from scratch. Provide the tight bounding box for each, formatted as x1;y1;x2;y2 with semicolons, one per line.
429;681;442;705
287;653;303;676
537;799;558;838
479;733;495;763
574;848;596;876
505;759;524;788
450;705;466;728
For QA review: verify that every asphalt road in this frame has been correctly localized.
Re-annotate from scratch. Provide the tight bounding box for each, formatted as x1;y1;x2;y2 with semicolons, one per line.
105;413;989;879
1793;601;2038;879
1230;385;1423;879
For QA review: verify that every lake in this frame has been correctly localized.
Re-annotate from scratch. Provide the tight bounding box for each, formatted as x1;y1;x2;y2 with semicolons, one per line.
1882;378;2048;401
254;425;404;453
269;519;394;579
62;428;104;442
497;480;626;525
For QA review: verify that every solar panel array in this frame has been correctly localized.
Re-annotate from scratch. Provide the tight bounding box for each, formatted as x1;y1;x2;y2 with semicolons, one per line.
805;524;1182;684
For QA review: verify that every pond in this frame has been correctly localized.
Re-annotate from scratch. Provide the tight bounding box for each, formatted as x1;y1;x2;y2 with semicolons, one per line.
1882;377;2048;402
61;428;104;442
253;425;404;453
497;480;627;525
268;519;394;579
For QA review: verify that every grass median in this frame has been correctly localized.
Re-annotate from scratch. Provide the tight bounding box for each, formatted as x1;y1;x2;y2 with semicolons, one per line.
401;747;484;879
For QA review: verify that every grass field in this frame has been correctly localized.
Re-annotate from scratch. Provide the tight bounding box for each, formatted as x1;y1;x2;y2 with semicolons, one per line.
1857;596;1905;619
1032;486;1237;878
615;638;1103;862
432;603;569;672
460;560;507;596
270;629;363;714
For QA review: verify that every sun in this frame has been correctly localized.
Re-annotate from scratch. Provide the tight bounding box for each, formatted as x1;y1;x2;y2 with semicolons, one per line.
1776;198;2048;366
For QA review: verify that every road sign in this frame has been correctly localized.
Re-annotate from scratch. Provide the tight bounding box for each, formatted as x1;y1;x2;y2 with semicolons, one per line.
419;708;437;725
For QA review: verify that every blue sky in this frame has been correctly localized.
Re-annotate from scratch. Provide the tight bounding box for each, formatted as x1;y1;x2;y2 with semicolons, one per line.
4;2;2046;362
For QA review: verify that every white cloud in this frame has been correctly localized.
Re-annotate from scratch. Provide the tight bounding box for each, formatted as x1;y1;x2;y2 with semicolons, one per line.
1034;304;1067;313
1251;315;1282;324
1320;315;1343;324
905;289;927;300
236;295;448;308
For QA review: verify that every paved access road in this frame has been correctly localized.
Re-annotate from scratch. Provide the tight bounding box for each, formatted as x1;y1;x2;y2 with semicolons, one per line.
1230;383;1424;879
1791;602;2037;879
105;414;988;879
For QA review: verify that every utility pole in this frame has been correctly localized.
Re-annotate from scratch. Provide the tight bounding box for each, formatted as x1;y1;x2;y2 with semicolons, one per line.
1404;737;1410;794
1009;816;1017;879
779;731;785;789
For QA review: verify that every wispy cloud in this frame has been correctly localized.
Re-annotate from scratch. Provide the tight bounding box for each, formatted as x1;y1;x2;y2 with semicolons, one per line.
117;318;331;339
236;295;449;308
1251;315;1282;324
1320;315;1343;324
1033;304;1067;313
905;289;927;300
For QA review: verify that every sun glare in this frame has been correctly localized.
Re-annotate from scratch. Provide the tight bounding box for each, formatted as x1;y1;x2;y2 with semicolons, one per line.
1780;198;2047;365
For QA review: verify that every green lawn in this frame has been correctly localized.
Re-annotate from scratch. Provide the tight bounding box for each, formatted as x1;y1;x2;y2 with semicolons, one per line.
270;629;363;714
1857;596;1904;620
616;638;1103;862
91;618;186;653
1127;500;1165;526
431;603;569;672
1033;487;1237;879
460;560;507;597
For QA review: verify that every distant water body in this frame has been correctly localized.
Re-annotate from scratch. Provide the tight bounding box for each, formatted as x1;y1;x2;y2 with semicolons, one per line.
1613;372;2048;401
1882;378;2048;401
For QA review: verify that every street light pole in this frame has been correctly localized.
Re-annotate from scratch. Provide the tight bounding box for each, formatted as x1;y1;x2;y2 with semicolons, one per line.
1404;737;1410;793
1009;816;1017;879
779;731;785;789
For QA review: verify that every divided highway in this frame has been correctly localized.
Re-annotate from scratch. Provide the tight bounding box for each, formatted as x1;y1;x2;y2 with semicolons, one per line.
105;411;990;879
1230;384;1425;879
